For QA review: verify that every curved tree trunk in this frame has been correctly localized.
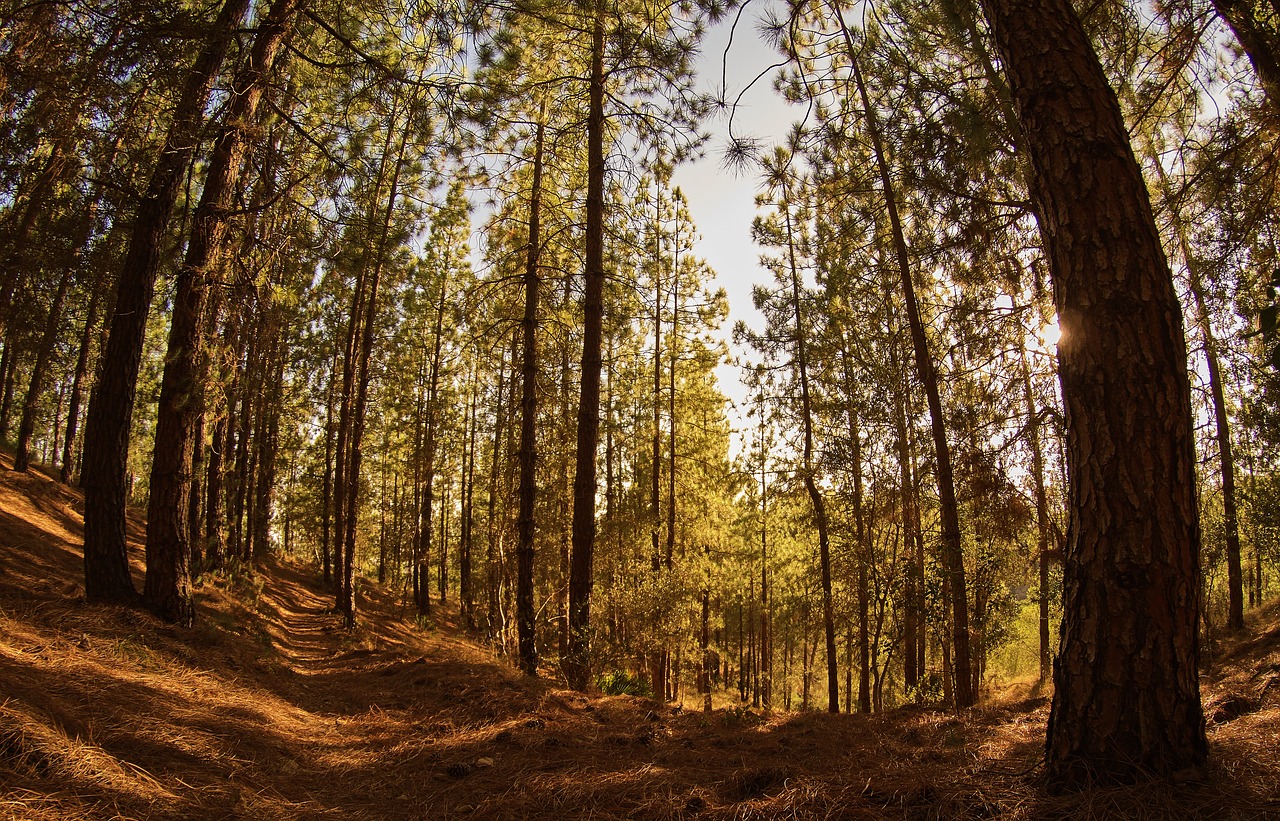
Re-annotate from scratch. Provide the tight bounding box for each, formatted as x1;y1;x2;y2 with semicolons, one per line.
1148;157;1244;631
979;0;1206;788
832;6;974;707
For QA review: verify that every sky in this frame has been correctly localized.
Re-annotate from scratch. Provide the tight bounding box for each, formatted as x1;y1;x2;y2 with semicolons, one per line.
671;2;797;434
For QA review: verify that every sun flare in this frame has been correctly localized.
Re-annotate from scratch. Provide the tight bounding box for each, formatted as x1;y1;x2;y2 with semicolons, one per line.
1039;319;1062;348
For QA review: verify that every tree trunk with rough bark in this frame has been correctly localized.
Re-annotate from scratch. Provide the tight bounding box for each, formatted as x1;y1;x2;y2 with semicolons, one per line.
564;10;606;691
979;0;1207;788
81;0;251;606
144;0;302;625
516;115;545;676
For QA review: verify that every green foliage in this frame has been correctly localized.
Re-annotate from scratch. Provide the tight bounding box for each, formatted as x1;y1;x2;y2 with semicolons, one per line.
596;669;653;697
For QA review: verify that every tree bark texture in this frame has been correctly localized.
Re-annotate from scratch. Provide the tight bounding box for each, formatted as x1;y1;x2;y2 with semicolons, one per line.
516;116;545;676
145;0;302;625
979;0;1206;787
80;0;251;605
565;10;606;691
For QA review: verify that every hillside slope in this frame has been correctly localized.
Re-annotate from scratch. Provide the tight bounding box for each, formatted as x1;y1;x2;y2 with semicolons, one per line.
1;455;1278;820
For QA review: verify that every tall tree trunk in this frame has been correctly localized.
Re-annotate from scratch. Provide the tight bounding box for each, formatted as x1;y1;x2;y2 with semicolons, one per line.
321;350;337;585
417;269;447;617
758;406;772;711
979;0;1207;787
81;0;251;605
334;95;409;625
666;208;678;572
144;0;302;624
834;6;973;706
840;343;873;714
487;346;509;643
777;173;838;713
14;262;74;471
60;270;103;484
1019;345;1054;685
461;376;477;628
516;115;546;676
1148;157;1244;631
564;8;606;692
251;326;283;560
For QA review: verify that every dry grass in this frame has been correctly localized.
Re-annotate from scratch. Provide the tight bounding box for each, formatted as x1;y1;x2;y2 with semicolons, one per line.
1;451;1278;819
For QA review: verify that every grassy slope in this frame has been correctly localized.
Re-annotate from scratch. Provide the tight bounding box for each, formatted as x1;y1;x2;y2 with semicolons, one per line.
1;453;1278;820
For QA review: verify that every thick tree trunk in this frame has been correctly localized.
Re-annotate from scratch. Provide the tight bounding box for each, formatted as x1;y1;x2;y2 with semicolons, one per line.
979;0;1207;788
145;0;301;624
564;9;606;692
81;0;251;605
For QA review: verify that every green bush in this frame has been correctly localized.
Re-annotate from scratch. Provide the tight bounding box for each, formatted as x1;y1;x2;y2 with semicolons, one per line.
596;669;653;697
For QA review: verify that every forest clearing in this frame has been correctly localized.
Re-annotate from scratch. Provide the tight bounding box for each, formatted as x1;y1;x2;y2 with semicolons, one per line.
1;455;1279;820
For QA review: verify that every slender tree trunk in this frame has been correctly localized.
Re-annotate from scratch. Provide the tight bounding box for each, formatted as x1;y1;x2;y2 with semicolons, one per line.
334;95;409;625
834;7;973;706
841;344;873;714
1148;157;1244;631
1019;346;1054;684
564;9;606;691
81;0;251;605
516;115;546;675
61;255;109;484
205;407;228;570
774;169;838;713
487;347;509;643
979;0;1206;787
14;263;74;471
666;212;678;572
321;351;337;585
461;375;477;628
418;269;447;617
758;410;772;711
252;328;283;560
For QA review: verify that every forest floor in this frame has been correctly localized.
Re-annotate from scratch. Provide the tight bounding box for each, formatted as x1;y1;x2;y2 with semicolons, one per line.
1;456;1279;819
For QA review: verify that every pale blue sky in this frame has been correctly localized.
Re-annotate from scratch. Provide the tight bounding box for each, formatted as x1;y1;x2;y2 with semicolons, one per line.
672;2;795;425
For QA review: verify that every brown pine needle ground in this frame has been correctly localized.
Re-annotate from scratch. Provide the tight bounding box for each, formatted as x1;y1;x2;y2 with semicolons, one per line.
1;454;1278;820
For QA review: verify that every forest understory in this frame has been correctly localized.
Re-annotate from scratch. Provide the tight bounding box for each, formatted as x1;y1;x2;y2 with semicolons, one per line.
1;454;1278;821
